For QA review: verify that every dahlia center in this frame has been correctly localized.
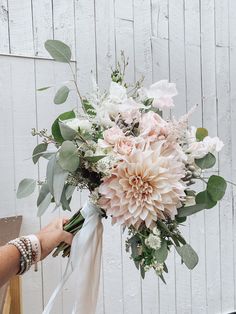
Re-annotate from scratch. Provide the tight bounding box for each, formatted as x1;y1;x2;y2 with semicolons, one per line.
129;175;153;201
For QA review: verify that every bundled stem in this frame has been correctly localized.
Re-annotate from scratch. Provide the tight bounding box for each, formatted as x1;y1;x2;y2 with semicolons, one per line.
52;209;85;257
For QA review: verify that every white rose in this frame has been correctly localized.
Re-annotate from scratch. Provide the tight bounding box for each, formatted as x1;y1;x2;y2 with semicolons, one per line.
202;136;224;153
145;234;161;250
63;118;92;132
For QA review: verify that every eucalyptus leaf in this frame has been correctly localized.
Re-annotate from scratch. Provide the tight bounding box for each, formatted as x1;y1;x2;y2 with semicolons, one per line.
37;193;51;217
60;186;72;211
195;153;216;169
177;203;206;217
84;155;106;163
37;86;52;91
53;161;68;206
37;183;50;207
46;154;56;195
196;127;208;141
45;40;71;63
65;185;76;200
175;244;199;270
51;110;76;143
154;239;168;263
207;175;227;201
54;86;70;104
59;121;77;141
17;178;36;199
58;141;80;172
195;190;217;209
32;143;48;164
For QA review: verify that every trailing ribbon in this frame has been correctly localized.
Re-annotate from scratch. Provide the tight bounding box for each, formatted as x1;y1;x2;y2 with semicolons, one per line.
43;201;103;314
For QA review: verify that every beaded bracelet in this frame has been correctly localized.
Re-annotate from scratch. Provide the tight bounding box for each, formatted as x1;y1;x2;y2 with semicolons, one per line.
8;235;41;275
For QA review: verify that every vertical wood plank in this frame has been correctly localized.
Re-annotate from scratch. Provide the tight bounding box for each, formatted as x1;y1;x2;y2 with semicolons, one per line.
229;0;236;309
7;0;34;55
215;0;234;312
0;1;10;53
133;0;152;85
0;57;16;218
10;56;43;314
184;1;207;313
31;0;53;57
200;1;222;313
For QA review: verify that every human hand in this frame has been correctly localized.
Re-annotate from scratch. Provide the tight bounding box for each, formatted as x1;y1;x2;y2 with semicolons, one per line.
35;218;73;260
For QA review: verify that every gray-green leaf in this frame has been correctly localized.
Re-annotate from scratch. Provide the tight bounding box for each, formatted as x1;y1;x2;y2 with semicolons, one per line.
207;175;227;201
175;244;199;270
84;155;106;163
154;239;168;263
32;143;48;164
58;141;80;172
54;86;70;104
59;121;77;141
37;86;52;91
195;153;216;169
53;161;68;206
195;190;217;209
17;178;36;199
45;40;71;63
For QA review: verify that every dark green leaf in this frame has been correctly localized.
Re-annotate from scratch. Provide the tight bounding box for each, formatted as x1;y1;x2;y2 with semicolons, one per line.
51;110;76;143
195;153;216;169
207;175;227;201
143;98;154;107
32;143;48;164
196;127;208;141
195;190;217;209
140;265;145;279
159;274;166;284
177;204;206;217
175;216;187;223
54;86;70;104
154;240;168;263
58;141;80;172
163;263;168;273
45;40;71;63
175;244;199;270
17;178;36;199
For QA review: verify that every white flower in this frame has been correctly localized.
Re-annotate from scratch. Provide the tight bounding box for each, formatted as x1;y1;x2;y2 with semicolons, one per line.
141;80;178;109
145;234;161;250
154;263;164;275
152;227;160;236
186;127;224;162
63;118;92;132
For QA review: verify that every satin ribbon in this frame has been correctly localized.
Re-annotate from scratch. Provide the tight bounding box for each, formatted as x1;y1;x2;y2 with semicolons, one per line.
43;201;103;314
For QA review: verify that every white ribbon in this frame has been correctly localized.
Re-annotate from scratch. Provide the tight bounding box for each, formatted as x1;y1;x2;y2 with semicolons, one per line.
43;201;103;314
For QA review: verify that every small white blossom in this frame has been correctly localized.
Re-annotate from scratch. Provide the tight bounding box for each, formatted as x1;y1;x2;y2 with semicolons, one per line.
152;227;160;236
63;118;92;132
145;233;161;250
154;263;164;275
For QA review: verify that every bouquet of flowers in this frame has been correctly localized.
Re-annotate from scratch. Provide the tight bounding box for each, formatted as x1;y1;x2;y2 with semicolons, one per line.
17;40;227;283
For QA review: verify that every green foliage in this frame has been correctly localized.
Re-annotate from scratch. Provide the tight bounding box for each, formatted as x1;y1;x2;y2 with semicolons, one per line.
37;183;51;217
195;152;216;169
207;175;227;201
196;127;208;141
195;190;217;209
175;244;199;270
32;143;48;164
45;40;71;63
17;178;36;199
82;99;96;117
37;86;52;91
46;154;68;206
177;204;206;217
59;121;77;141
84;155;106;163
154;239;168;263
51;110;76;143
58;141;80;172
54;86;70;104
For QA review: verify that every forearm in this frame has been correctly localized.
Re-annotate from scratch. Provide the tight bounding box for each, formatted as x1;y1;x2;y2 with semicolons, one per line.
0;244;20;287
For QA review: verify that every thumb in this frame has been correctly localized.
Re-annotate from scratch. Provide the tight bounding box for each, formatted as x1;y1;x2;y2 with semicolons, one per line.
61;230;73;245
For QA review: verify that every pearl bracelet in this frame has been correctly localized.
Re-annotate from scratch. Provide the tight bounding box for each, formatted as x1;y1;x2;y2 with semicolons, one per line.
8;235;41;275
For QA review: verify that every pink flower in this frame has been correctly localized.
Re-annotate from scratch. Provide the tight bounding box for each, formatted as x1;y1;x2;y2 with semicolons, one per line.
114;137;135;155
120;108;141;125
98;141;186;229
139;111;169;142
103;126;124;145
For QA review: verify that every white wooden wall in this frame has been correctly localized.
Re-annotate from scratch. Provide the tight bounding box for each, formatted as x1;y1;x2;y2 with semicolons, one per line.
0;1;236;313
